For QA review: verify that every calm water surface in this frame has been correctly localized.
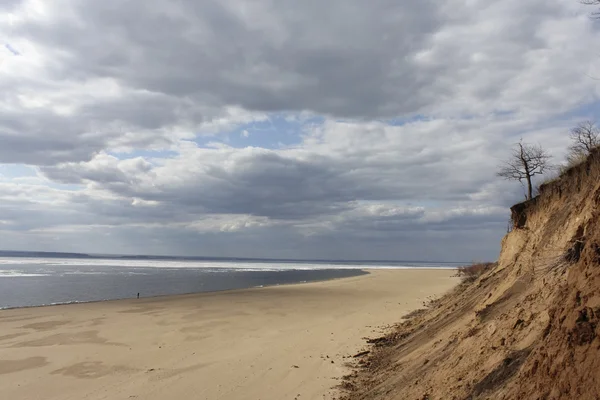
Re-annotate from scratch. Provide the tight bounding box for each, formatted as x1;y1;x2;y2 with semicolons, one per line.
0;257;459;309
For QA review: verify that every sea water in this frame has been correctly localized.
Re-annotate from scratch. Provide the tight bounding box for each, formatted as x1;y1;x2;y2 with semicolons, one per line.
0;257;459;309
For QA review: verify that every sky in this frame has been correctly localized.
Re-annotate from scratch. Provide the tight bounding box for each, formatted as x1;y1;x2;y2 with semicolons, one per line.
0;0;599;262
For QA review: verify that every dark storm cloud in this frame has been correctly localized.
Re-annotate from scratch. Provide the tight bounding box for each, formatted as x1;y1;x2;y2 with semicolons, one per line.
3;0;591;166
20;0;440;117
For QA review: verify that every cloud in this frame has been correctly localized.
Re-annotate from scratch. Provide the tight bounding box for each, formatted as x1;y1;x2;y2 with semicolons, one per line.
0;0;598;260
41;152;153;185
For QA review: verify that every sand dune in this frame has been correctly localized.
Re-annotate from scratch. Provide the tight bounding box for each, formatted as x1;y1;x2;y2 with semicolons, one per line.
0;269;457;400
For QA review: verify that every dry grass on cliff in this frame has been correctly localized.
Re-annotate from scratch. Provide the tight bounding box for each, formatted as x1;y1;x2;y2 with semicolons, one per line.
456;262;495;283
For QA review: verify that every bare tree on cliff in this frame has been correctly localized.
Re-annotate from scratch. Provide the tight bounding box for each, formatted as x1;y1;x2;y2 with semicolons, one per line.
581;0;600;18
497;141;551;201
567;121;600;164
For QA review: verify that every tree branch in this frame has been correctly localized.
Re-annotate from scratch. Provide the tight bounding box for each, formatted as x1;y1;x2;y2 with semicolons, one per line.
497;140;551;200
581;0;600;18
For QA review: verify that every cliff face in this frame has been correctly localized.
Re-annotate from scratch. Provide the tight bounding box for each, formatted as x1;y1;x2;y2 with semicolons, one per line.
341;149;600;400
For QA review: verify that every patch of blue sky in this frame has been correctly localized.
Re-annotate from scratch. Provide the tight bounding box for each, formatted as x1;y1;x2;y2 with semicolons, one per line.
0;164;37;179
191;136;220;148
4;43;20;56
0;164;83;191
193;113;325;149
384;111;523;126
558;100;600;122
384;114;431;126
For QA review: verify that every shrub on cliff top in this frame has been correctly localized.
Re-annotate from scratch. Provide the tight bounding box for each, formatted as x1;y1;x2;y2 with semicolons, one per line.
457;262;495;283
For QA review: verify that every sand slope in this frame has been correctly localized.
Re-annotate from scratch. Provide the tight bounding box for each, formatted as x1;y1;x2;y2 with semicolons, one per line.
341;150;600;400
0;269;456;400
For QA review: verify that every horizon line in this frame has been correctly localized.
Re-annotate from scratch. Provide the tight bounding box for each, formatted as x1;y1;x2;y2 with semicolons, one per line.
0;249;475;265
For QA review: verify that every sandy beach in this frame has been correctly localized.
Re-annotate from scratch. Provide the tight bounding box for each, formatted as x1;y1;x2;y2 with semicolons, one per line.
0;269;457;400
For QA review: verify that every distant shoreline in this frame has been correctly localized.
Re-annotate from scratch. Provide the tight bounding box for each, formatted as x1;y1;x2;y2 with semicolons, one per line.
0;250;470;266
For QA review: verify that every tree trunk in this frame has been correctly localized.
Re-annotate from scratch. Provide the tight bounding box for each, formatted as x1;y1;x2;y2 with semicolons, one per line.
519;142;534;200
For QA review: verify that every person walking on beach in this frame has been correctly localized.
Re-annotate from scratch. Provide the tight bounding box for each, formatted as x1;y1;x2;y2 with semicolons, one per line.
137;292;140;299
